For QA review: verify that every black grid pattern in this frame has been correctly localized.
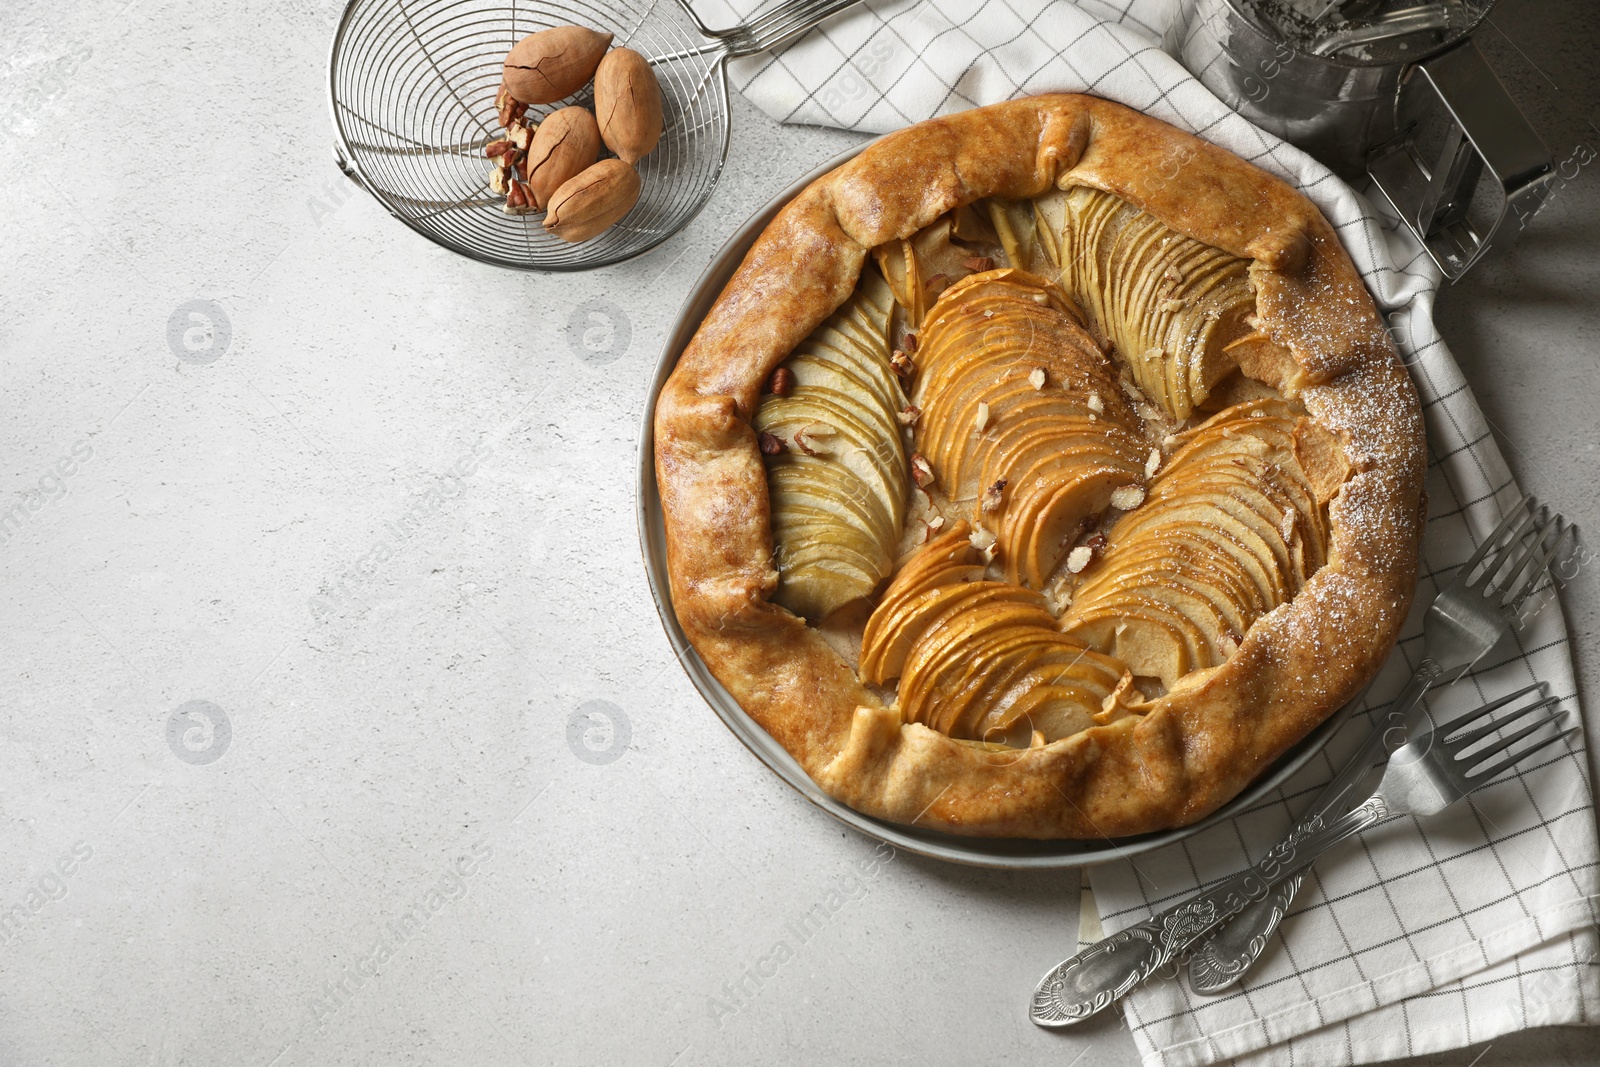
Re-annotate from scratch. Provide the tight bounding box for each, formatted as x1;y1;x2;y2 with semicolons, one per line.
697;0;1600;1062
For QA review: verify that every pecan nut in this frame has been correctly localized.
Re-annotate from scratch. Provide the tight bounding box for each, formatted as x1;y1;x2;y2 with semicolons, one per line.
544;159;641;242
594;47;663;164
503;26;613;105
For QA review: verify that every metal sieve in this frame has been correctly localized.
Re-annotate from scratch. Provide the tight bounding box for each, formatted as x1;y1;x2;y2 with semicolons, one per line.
327;0;862;271
1168;0;1551;280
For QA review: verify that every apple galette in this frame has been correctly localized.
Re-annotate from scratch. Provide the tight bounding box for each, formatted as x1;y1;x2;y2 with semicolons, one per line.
654;95;1426;839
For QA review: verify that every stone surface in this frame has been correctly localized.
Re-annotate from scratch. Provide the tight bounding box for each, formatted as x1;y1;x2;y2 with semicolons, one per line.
0;1;1593;1065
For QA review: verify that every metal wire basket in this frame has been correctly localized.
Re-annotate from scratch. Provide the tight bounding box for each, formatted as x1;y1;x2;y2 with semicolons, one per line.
327;0;730;271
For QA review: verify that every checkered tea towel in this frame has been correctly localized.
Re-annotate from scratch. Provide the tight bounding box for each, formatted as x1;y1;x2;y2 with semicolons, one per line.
689;1;1600;1063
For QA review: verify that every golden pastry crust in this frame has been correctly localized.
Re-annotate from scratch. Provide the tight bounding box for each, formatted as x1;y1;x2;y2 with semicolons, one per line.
653;95;1426;839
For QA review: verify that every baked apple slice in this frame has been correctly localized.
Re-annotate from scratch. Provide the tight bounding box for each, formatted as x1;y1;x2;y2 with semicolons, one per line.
767;489;894;612
945;384;1141;497
759;393;905;525
964;632;1130;742
901;615;1129;743
1006;461;1145;589
1053;186;1255;420
872;214;1010;328
895;612;1120;740
1066;594;1204;687
767;460;897;549
859;524;1133;744
980;197;1061;278
1062;400;1348;688
755;269;908;621
911;269;1148;587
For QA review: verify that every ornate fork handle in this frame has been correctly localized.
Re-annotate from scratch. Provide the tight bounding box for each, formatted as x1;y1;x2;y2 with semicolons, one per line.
1186;871;1307;992
1187;661;1443;993
1031;795;1392;1027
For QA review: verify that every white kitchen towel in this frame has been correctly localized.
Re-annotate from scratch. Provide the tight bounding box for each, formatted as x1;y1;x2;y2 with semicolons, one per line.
688;1;1600;1064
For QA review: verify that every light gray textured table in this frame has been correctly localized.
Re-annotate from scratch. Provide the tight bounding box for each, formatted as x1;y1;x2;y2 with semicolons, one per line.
1;1;1595;1064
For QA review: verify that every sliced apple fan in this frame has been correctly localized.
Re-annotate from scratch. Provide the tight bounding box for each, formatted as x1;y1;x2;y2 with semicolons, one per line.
911;270;1147;590
755;190;1346;745
860;522;1135;747
1042;187;1254;422
1062;400;1346;690
754;268;907;621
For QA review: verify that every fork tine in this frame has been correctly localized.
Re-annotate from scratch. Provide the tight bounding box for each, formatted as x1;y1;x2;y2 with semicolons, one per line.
1437;681;1547;738
1447;693;1562;750
1502;520;1577;607
1458;493;1533;576
1486;507;1557;600
1459;700;1568;758
1468;504;1542;590
1466;722;1578;784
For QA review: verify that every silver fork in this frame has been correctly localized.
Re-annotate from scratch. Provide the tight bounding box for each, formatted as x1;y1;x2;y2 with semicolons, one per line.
1031;684;1575;1026
673;0;867;58
1186;494;1576;993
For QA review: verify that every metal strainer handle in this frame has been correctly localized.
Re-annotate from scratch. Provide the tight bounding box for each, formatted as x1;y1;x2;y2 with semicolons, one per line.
674;0;867;59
